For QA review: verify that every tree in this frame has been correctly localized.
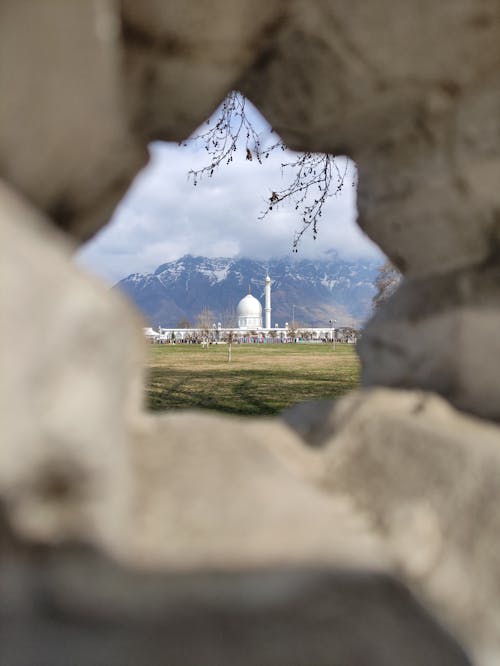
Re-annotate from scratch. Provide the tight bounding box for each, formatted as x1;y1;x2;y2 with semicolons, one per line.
176;317;191;329
196;307;216;344
294;320;308;332
372;261;401;311
288;323;298;342
184;91;355;250
219;307;237;329
226;329;234;362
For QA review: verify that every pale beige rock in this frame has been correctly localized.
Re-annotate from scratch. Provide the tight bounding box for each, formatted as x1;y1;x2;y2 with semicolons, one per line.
3;0;500;663
2;0;499;279
356;81;500;277
0;0;147;242
359;265;500;420
122;0;286;141
0;540;471;666
126;410;389;572
240;0;500;151
292;389;500;666
239;0;500;277
0;181;144;552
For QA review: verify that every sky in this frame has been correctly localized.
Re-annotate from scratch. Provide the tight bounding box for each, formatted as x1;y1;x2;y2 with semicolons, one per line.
76;99;382;285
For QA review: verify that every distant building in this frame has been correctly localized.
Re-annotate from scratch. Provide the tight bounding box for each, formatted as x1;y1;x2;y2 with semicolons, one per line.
143;326;160;341
236;294;263;329
144;273;359;344
236;274;271;330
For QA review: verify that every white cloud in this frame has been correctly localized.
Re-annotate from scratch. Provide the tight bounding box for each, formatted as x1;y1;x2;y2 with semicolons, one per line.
76;131;382;285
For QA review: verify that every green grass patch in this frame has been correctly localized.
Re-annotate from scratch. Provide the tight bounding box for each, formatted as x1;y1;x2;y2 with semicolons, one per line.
146;343;360;416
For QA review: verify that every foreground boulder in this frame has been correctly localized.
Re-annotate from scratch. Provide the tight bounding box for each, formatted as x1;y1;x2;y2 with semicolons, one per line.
359;264;500;421
0;181;143;553
0;536;471;666
284;389;500;666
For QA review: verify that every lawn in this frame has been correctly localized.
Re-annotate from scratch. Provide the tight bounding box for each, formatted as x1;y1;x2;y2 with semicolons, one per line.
146;342;360;416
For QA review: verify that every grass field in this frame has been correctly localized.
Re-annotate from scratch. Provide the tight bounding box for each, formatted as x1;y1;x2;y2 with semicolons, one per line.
146;342;360;416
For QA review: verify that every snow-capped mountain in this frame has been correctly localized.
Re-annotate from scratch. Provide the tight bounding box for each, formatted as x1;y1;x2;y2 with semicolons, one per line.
114;255;379;327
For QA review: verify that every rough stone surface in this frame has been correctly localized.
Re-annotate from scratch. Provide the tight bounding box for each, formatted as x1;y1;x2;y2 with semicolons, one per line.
0;1;147;242
126;411;389;570
239;0;500;277
122;0;286;142
2;1;500;664
3;0;500;279
359;265;500;420
355;79;500;278
0;537;471;666
285;389;500;666
0;181;144;552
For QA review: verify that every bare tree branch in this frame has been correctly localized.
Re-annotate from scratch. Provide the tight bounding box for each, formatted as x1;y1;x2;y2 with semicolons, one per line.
261;151;351;251
183;91;354;249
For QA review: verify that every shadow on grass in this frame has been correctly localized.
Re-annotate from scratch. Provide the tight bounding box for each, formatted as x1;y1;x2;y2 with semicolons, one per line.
146;367;359;417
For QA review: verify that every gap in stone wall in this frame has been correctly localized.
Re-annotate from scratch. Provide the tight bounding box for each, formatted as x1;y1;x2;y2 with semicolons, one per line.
75;95;384;416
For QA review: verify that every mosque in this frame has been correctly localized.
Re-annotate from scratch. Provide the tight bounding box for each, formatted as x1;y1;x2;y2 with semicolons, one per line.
235;274;271;330
144;273;353;343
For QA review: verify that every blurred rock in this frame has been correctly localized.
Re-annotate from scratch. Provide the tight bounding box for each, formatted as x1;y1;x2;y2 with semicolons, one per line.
2;1;500;664
359;265;500;420
240;1;500;277
0;1;147;241
0;541;471;666
0;181;144;553
122;0;286;141
126;410;388;570
285;389;500;666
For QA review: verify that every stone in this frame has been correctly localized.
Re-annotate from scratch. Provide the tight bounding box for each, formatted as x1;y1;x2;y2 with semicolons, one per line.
126;410;389;571
0;181;144;553
0;540;471;666
121;0;287;142
239;0;500;277
356;81;500;277
2;1;500;663
285;389;500;666
358;264;500;420
0;0;147;242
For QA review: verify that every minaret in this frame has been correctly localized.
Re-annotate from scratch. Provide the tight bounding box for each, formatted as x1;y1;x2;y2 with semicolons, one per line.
265;274;271;329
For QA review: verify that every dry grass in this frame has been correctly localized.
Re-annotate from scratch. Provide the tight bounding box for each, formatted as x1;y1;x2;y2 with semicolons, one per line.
146;342;360;416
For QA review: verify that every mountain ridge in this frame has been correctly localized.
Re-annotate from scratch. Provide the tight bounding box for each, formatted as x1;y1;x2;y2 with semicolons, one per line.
114;254;379;328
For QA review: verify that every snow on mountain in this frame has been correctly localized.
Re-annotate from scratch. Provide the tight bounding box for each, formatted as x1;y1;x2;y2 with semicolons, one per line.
114;255;380;327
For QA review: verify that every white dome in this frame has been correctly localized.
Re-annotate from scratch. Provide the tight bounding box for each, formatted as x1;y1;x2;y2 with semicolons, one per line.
237;294;262;329
236;294;262;317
